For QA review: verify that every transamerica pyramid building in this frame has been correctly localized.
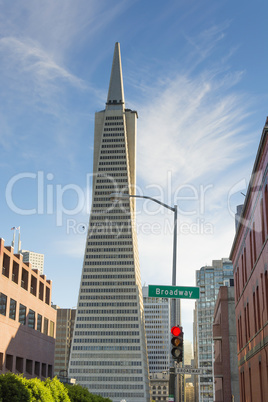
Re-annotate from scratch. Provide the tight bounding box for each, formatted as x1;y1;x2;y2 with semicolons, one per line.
68;43;151;402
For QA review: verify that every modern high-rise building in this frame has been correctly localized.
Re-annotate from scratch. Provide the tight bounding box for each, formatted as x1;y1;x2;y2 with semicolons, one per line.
53;306;76;377
68;43;150;402
194;258;234;402
142;286;170;374
21;250;44;274
185;382;195;402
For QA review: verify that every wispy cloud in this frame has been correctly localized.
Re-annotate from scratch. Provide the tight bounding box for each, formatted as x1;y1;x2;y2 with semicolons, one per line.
0;36;86;90
137;68;253;190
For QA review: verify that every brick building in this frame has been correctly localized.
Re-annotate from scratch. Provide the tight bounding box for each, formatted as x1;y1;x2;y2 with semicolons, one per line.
213;286;239;401
0;238;56;378
230;118;268;401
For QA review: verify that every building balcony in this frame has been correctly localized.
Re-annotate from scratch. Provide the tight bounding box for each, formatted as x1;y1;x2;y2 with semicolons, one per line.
213;323;222;339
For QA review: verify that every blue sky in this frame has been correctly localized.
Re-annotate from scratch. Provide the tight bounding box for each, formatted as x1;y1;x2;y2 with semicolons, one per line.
1;0;268;342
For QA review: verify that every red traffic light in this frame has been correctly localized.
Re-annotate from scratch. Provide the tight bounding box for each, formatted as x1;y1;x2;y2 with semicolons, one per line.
171;326;181;337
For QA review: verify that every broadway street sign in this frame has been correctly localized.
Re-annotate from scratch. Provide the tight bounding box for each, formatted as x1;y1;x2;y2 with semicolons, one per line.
176;367;203;375
148;285;200;300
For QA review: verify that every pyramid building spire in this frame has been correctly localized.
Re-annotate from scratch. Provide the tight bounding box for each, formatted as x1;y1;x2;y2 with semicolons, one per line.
106;42;125;107
68;43;150;402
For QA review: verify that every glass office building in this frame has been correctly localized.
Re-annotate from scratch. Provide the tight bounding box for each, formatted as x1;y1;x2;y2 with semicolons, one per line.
195;259;233;402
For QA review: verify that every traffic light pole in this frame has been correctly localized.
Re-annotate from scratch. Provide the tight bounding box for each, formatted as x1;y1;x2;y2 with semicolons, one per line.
170;205;178;402
171;205;178;326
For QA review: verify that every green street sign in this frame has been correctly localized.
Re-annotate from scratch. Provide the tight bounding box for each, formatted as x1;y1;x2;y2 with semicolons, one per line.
148;285;200;299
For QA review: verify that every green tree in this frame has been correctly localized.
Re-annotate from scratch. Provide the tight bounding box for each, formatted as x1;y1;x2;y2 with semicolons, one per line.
44;377;70;402
65;384;112;402
0;373;30;402
24;377;53;401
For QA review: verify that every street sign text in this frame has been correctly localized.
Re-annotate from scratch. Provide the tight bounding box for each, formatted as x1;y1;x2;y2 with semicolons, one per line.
148;285;200;299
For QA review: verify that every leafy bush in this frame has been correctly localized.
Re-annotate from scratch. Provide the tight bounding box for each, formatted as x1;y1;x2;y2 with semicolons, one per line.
44;377;70;401
0;373;110;402
65;383;112;402
24;377;54;401
0;373;30;402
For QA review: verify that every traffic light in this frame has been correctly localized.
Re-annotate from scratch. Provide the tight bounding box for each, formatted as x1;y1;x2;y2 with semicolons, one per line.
171;326;183;363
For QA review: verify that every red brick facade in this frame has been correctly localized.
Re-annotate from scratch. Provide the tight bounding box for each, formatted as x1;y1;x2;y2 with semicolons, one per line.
230;119;268;401
0;238;56;379
213;286;239;401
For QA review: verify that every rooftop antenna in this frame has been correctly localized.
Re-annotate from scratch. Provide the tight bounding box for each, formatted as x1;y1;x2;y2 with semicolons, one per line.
10;226;21;252
17;226;21;253
11;227;16;248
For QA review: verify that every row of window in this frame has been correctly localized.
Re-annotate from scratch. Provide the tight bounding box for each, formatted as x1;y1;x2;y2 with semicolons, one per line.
87;247;133;252
84;261;134;266
100;156;126;161
2;259;50;304
101;144;125;149
70;368;142;374
99;161;126;166
91;198;128;205
0;292;54;336
70;375;144;383
94;190;124;196
0;353;52;378
77;308;138;315
80;287;136;294
70;352;142;360
92;203;128;208
74;330;140;336
100;149;126;154
94;186;127;193
95;177;127;183
81;281;136;287
74;338;140;344
85;255;133;260
237;273;267;349
88;228;132;236
73;345;141;351
82;267;135;273
104;121;124;125
102;133;124;137
100;392;145;399
77;316;138;322
90;216;131;221
240;360;264;402
103;127;124;132
105;116;123;120
78;302;137;308
78;295;137;302
102;138;125;144
70;359;141;366
235;184;268;300
98;166;128;171
97;172;127;179
88;234;132;240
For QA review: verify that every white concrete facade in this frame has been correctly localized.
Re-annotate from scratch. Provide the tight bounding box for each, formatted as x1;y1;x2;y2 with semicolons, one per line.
68;43;150;402
21;250;44;274
142;286;170;374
